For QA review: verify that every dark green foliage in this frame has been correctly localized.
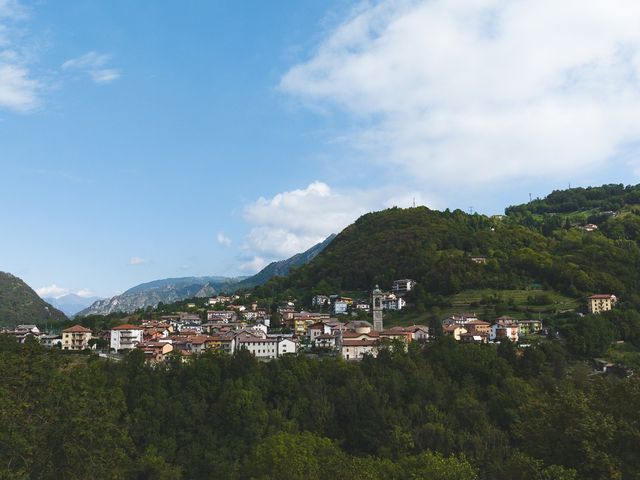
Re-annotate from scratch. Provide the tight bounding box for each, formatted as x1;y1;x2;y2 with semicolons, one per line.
1;337;638;479
505;183;637;215
253;205;640;309
0;271;68;327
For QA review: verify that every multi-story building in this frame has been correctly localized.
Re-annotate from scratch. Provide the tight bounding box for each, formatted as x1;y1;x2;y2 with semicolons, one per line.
391;279;416;295
332;300;349;315
588;294;616;314
236;333;278;359
464;319;491;336
382;293;406;311
341;339;378;360
110;324;144;352
312;295;330;307
518;320;543;336
62;325;93;351
490;323;519;343
137;342;174;362
206;310;235;322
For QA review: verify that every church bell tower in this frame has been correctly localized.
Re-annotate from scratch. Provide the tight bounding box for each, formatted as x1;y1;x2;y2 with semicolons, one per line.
372;285;383;332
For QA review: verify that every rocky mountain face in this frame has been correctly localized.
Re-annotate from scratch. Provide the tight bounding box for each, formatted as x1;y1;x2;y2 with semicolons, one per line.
43;294;102;317
77;235;336;316
0;272;68;326
77;276;243;316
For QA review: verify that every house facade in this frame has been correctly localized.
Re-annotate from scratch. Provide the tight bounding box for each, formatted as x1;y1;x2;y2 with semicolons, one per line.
588;294;615;314
62;325;93;351
110;324;145;352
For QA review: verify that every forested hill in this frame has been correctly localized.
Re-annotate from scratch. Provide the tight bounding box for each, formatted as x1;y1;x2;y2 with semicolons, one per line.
254;199;640;306
506;183;640;215
0;272;68;326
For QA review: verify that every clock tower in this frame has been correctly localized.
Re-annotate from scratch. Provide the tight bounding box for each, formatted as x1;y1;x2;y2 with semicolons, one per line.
372;285;383;332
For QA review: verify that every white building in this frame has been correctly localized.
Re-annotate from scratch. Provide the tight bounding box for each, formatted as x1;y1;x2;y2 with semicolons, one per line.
41;334;63;348
277;338;298;356
341;339;378;360
308;322;332;343
110;324;144;352
207;311;235;322
314;334;337;349
382;293;406;311
355;301;370;312
236;333;278;359
391;279;416;295
312;295;330;307
333;300;349;315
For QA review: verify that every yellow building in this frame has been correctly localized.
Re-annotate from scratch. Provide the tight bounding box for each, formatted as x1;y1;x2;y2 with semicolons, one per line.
62;325;92;351
588;294;615;314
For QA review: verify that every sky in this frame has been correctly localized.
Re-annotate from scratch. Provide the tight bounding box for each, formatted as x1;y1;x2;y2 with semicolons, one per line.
2;0;640;299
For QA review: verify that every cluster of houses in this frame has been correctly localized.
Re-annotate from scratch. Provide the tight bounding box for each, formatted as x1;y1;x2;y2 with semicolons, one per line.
0;311;428;363
0;290;618;362
312;279;417;315
442;313;543;344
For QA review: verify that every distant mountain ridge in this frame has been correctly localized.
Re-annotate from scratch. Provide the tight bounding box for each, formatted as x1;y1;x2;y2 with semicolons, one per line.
77;235;336;316
43;294;102;317
0;272;68;326
233;234;337;290
77;276;244;316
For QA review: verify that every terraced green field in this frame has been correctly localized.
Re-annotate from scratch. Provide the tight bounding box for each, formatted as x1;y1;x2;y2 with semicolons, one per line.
383;289;580;327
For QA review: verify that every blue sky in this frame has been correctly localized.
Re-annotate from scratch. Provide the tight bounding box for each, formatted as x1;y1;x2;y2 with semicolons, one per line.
2;0;640;299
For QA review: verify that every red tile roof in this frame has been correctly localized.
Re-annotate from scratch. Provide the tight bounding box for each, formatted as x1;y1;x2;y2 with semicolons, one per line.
63;325;92;333
342;339;377;347
112;324;144;330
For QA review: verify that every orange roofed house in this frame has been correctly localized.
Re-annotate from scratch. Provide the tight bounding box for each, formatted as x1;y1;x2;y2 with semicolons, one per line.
588;294;616;314
62;325;93;351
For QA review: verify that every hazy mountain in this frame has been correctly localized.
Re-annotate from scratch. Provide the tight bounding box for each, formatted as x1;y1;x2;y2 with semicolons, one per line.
77;276;244;316
43;293;102;317
233;234;337;290
77;235;336;316
0;272;68;326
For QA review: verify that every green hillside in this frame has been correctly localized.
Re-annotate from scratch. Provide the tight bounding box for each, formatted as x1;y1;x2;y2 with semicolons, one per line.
254;202;640;308
0;272;68;326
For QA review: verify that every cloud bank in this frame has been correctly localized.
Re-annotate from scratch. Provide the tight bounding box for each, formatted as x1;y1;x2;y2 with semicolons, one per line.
36;284;95;299
241;181;371;271
0;0;39;112
282;0;640;185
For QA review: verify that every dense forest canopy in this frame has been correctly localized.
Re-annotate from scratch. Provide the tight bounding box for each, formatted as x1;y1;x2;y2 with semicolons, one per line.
505;183;640;215
4;335;638;480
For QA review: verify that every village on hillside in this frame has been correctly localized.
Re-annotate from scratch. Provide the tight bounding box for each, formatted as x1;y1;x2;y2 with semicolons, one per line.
0;279;619;366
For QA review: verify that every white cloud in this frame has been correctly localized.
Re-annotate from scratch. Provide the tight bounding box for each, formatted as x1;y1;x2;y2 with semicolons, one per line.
282;0;640;186
128;256;147;266
243;181;370;260
239;256;268;273
62;51;121;84
217;232;232;246
36;284;69;299
35;285;95;299
0;1;39;112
